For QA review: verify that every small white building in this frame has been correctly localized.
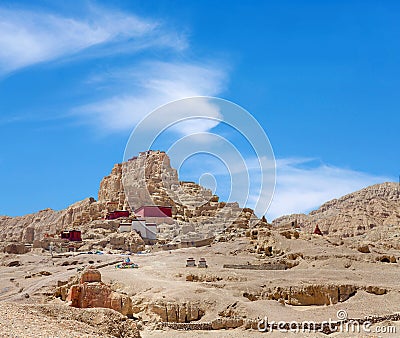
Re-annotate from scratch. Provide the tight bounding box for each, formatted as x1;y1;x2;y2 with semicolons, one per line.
145;223;157;238
131;219;157;240
118;223;132;233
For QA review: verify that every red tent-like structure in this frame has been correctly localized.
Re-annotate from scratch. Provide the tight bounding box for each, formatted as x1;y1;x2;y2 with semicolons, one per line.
313;225;323;236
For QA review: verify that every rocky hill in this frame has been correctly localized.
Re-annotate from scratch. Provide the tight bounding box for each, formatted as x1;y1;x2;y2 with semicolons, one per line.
1;166;400;336
2;150;397;253
99;150;259;242
0;150;260;250
273;182;400;238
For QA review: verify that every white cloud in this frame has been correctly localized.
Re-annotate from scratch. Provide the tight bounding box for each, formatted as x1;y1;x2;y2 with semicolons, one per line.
74;61;228;134
264;158;391;220
0;4;228;136
0;6;186;74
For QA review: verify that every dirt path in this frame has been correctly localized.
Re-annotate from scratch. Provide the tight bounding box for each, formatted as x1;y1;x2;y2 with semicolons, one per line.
0;269;75;302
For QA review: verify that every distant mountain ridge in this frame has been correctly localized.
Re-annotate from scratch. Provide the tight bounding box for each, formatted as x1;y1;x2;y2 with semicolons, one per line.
272;182;400;237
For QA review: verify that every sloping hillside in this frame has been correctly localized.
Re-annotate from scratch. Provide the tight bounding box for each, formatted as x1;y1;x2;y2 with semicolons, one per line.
273;182;400;238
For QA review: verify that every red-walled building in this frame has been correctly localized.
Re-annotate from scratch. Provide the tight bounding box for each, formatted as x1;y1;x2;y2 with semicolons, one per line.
134;206;172;218
61;230;82;242
106;210;130;220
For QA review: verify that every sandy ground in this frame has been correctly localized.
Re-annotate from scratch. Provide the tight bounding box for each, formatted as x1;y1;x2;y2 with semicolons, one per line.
100;239;400;319
1;236;399;337
140;323;400;338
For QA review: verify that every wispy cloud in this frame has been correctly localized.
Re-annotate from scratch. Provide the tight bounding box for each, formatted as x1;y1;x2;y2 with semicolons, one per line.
0;5;186;74
0;3;228;135
264;158;391;220
193;155;391;220
73;61;228;133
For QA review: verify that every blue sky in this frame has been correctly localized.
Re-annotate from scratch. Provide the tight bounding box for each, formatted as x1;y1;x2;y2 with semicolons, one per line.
0;0;398;220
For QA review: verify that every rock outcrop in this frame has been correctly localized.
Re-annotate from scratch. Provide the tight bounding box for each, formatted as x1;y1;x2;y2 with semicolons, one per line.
99;150;261;241
243;284;358;305
3;150;397;253
0;150;261;248
107;232;145;252
132;299;205;323
62;267;133;316
0;198;107;244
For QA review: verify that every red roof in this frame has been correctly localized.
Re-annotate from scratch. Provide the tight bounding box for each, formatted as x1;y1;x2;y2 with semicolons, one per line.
134;206;172;218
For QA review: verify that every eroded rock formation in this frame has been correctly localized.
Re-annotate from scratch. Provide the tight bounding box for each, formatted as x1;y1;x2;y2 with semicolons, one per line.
273;182;400;237
243;284;358;305
57;266;133;316
0;150;261;250
132;300;205;323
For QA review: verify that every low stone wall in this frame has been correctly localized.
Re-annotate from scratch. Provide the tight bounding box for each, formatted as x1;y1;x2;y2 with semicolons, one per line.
157;237;214;251
180;237;214;248
223;263;288;270
161;322;213;330
160;318;246;330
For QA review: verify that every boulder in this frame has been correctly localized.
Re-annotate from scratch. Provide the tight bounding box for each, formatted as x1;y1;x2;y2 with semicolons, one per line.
80;266;101;283
66;267;133;316
365;286;387;295
357;244;370;253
